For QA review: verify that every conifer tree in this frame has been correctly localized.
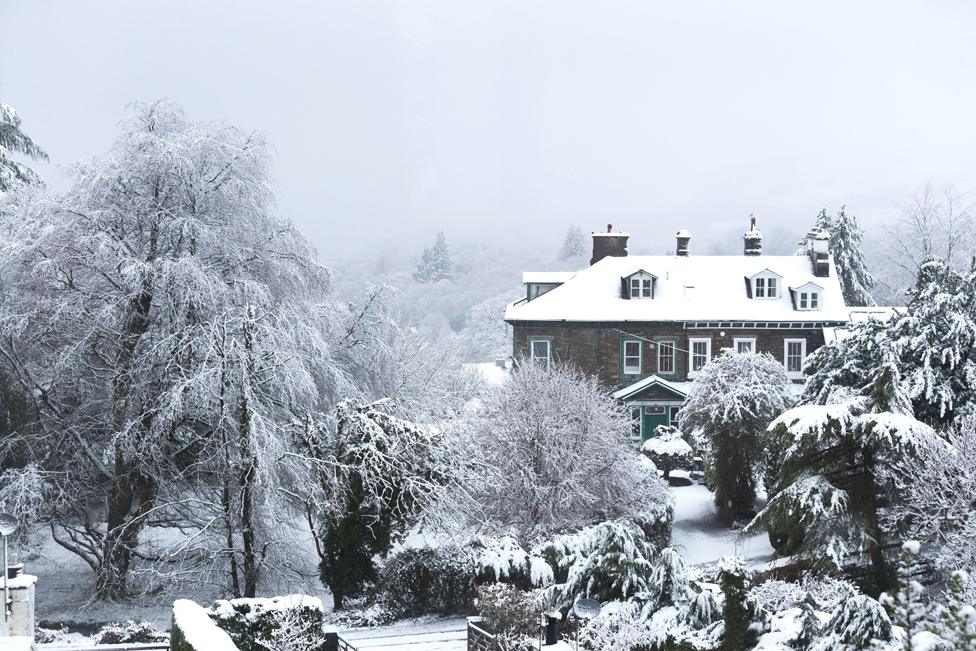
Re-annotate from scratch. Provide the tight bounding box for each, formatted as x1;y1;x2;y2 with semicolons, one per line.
749;357;943;594
0;98;48;191
930;570;976;649
558;225;587;262
413;231;453;283
718;556;751;651
831;207;876;306
879;541;929;651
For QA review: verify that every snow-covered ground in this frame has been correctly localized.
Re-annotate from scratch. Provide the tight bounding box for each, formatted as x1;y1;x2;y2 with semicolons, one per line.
670;482;776;566
341;618;467;651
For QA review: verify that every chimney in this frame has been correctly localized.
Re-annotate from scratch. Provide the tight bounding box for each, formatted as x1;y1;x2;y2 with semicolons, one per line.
743;216;762;256
807;227;830;277
590;224;630;265
675;229;691;256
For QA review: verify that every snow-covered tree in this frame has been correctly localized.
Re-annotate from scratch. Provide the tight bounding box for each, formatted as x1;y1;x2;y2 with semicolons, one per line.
804;259;976;427
930;570;976;649
413;231;453;283
719;556;751;651
558;225;587;262
457;290;519;362
810;594;892;651
474;362;671;536
880;541;929;651
0;98;48;191
748;359;943;594
641;426;693;481
679;351;793;521
0;100;336;599
831;207;876;307
299;401;458;610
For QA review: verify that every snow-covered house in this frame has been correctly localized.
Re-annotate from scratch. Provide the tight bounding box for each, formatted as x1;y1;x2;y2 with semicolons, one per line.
504;221;852;441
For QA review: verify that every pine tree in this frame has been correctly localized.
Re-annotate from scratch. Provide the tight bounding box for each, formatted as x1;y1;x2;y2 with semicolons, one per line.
718;556;751;651
794;592;822;650
879;541;929;651
413;231;453;282
558;225;587;262
811;594;892;651
748;359;942;595
930;570;976;649
0;98;48;191
831;207;876;307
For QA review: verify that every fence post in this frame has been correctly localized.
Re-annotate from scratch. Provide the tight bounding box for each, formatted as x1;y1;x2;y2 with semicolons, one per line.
324;631;339;651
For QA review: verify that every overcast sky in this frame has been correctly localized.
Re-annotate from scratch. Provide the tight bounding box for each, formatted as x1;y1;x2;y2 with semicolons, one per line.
3;0;976;262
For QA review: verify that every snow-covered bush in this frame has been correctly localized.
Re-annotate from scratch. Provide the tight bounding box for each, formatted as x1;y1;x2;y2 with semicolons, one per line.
94;621;168;644
208;595;325;651
172;599;239;651
810;594;892;651
679;351;793;522
538;519;659;606
718;556;753;650
474;362;672;536
379;546;478;617
641;427;694;481
472;534;554;588
475;583;537;651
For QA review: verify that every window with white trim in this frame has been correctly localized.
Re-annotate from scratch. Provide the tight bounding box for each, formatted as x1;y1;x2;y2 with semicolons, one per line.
689;338;711;377
657;341;675;374
669;407;680;429
629;272;654;298
798;291;821;310
784;338;806;378
752;272;780;299
529;339;551;367
734;337;756;354
630;407;642;440
623;340;642;375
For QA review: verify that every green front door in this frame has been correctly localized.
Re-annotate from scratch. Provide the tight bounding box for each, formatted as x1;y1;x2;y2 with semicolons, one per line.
642;405;669;440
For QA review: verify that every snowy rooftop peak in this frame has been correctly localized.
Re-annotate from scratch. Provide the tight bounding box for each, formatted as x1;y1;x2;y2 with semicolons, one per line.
676;229;691;238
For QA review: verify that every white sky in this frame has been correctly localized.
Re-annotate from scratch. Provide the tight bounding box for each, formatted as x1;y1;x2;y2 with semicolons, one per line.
2;0;976;261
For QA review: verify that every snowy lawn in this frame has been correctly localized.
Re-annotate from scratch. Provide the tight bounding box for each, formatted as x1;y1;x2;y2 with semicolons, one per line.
670;481;776;566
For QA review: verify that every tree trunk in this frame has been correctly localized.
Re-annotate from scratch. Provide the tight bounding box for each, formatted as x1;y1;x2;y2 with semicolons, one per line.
99;285;154;600
238;310;259;598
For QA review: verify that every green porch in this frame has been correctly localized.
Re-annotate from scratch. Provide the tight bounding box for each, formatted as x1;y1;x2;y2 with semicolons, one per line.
612;375;690;443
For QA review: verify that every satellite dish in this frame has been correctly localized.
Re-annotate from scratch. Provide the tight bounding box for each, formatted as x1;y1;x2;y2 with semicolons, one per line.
0;513;17;536
573;598;602;620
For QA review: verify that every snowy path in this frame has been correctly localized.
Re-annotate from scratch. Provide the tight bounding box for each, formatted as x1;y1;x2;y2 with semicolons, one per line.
341;618;467;651
670;482;776;566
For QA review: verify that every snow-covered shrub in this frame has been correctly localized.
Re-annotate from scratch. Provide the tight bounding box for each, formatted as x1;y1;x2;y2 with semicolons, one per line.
379;546;478;617
879;541;929;648
208;595;325;651
537;519;660;606
172;599;239;651
475;583;537;651
718;556;754;650
810;594;892;651
578;600;654;651
475;362;672;536
679;351;793;521
94;621;168;644
929;570;976;649
684;585;722;630
746;579;806;614
473;535;554;588
641;427;693;480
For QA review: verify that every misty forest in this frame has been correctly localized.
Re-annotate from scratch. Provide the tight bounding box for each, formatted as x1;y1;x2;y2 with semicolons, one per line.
4;5;976;651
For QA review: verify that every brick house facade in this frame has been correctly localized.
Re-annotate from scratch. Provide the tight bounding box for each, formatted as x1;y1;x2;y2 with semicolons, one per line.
505;222;851;441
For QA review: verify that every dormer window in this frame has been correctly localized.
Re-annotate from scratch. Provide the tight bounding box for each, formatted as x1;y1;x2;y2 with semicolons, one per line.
792;282;824;311
622;270;657;299
748;270;782;300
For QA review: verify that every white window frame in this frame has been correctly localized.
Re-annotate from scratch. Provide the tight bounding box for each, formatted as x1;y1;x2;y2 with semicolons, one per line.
657;340;676;375
629;406;643;440
622;339;642;375
752;271;781;299
734;337;757;354
784;338;807;379
797;291;821;311
629;272;654;299
529;339;552;367
688;337;712;378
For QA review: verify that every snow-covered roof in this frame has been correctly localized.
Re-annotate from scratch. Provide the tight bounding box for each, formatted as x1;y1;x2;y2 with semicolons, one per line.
613;375;692;401
522;271;577;284
823;306;907;343
506;255;851;323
